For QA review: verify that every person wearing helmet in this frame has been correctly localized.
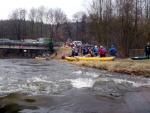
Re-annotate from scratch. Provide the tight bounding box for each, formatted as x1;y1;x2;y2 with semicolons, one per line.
93;45;99;56
99;46;106;57
71;47;75;57
109;45;117;56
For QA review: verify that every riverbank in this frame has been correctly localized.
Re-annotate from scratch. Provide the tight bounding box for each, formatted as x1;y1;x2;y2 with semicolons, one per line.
53;47;150;77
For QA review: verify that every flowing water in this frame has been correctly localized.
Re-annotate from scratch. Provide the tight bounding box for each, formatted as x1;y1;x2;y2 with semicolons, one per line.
0;59;150;113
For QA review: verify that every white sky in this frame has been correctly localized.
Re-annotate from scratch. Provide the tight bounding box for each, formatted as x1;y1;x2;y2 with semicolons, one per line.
0;0;91;20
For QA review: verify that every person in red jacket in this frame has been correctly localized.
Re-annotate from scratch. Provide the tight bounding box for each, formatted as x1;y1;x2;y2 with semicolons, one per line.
99;46;106;57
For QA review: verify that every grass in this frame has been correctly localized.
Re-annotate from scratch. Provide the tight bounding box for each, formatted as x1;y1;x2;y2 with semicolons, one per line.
53;47;150;77
66;59;150;76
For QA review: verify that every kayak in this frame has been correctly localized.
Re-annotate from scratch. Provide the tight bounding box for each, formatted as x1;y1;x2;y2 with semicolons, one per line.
131;56;149;60
65;56;115;61
35;57;50;60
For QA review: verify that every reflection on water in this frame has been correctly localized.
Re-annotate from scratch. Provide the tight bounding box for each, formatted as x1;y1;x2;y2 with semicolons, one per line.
0;59;150;113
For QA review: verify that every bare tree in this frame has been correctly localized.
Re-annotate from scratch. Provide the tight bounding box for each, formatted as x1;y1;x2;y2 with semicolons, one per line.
53;8;67;42
72;12;85;41
45;8;55;39
28;7;37;38
87;0;106;45
81;13;87;43
9;8;27;40
36;6;45;37
144;0;150;42
113;0;145;57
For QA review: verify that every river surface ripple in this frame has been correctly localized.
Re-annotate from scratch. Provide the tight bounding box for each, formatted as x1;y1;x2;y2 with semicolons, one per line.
0;59;150;113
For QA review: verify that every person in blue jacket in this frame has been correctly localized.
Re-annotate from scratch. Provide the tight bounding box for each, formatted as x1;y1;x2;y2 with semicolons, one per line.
93;45;99;56
109;45;117;56
71;47;75;57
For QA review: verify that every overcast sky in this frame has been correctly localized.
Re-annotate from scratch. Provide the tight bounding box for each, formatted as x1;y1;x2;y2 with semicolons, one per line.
0;0;91;20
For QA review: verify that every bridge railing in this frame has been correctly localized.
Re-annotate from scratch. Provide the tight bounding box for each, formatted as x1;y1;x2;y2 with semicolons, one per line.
0;41;50;46
0;41;52;50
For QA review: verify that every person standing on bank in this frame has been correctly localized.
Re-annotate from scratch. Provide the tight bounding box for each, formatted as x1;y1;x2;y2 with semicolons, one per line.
99;46;106;57
71;47;75;57
93;45;99;56
109;45;117;57
145;42;150;58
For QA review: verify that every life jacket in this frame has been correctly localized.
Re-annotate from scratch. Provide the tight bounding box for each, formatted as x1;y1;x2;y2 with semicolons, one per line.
72;49;75;53
94;47;99;54
111;48;116;53
100;48;106;54
102;48;106;53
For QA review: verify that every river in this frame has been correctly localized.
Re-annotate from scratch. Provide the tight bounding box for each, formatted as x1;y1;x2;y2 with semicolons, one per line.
0;59;150;113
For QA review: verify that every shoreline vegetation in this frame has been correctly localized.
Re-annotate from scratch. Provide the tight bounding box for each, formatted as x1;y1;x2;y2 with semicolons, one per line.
53;47;150;77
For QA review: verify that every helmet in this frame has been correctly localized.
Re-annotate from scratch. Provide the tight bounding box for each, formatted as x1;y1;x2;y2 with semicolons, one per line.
95;45;97;48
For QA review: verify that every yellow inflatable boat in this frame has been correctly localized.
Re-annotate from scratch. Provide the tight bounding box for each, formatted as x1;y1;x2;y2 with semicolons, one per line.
65;57;77;61
65;56;115;61
35;57;50;60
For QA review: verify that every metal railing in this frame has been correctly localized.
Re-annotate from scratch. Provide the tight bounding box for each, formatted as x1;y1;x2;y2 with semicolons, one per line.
0;41;51;50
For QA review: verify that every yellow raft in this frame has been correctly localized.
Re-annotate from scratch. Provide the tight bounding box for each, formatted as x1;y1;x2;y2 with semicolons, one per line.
35;57;50;60
65;56;115;61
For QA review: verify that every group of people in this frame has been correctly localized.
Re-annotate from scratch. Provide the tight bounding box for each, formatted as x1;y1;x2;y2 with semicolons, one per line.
71;44;117;57
92;45;117;57
92;45;106;57
145;42;150;58
71;46;80;57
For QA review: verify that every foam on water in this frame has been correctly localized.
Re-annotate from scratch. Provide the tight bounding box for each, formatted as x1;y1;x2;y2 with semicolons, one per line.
72;70;99;78
70;78;95;88
0;85;23;93
0;68;150;94
70;76;150;89
30;77;52;83
72;70;82;74
0;76;54;94
96;77;150;87
112;78;150;87
85;72;99;78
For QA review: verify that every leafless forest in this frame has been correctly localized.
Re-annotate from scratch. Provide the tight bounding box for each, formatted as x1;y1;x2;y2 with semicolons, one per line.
0;0;150;58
